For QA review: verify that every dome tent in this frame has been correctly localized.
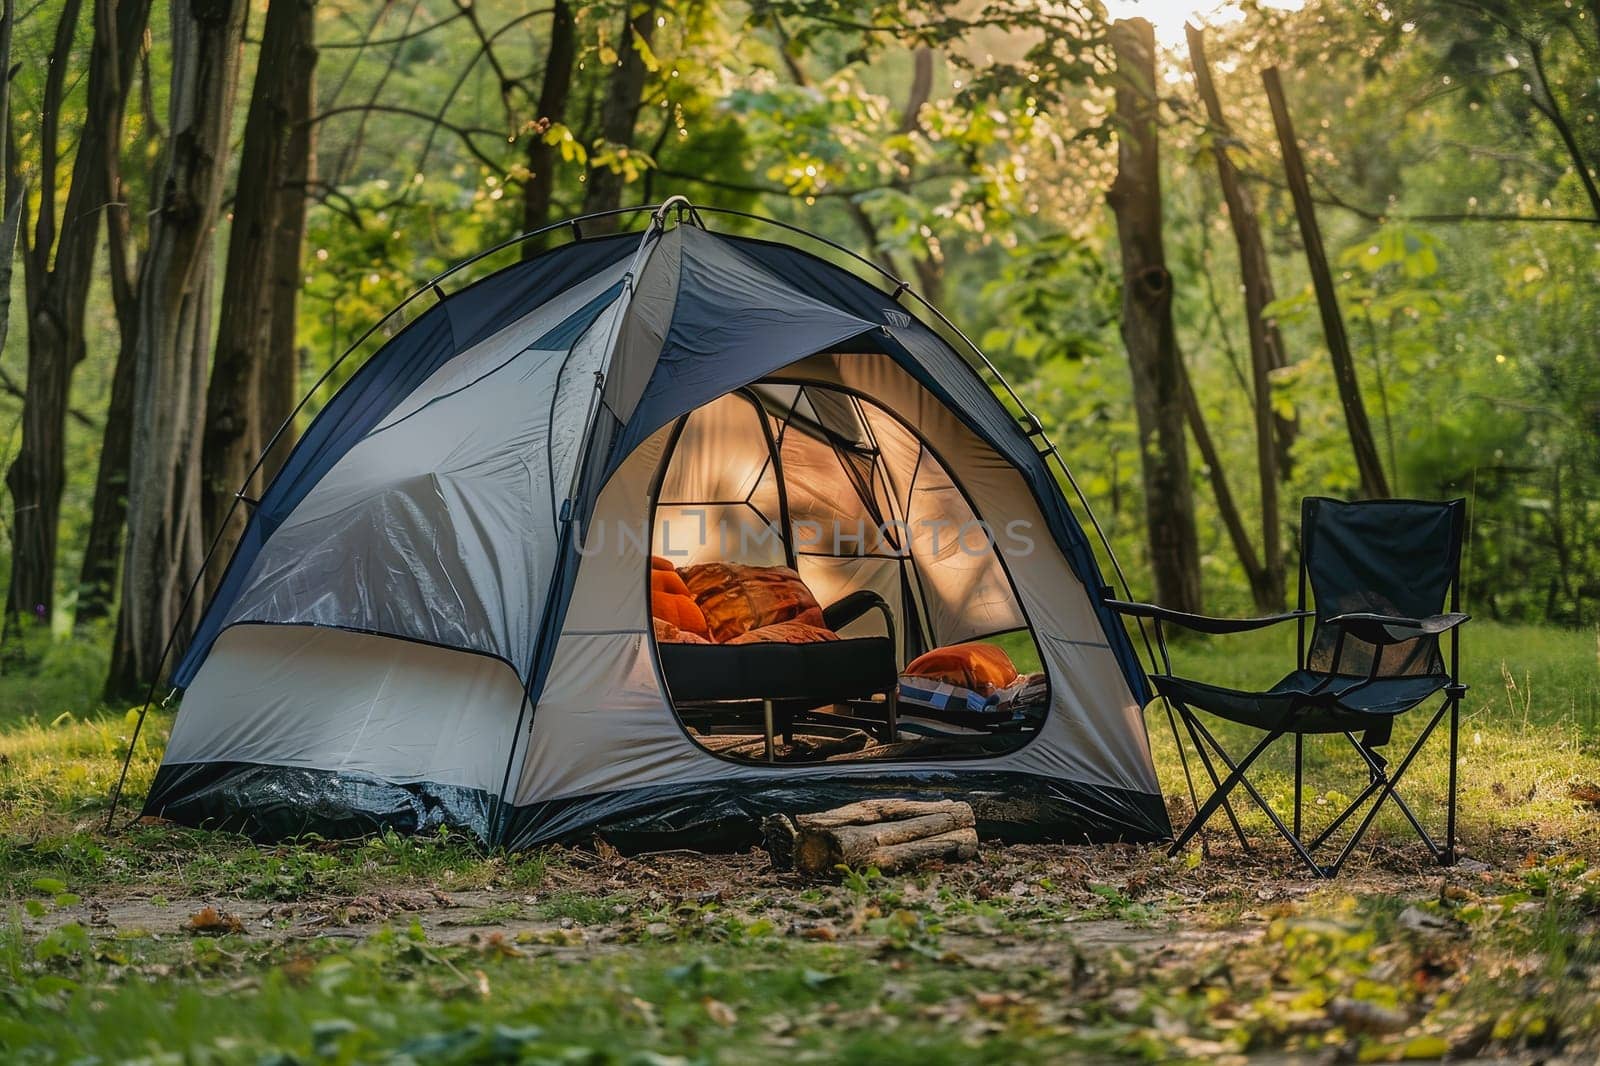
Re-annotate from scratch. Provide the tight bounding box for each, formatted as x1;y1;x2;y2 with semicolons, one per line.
138;199;1170;850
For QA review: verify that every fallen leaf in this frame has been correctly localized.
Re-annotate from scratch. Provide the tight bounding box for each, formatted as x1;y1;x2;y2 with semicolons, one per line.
183;906;243;936
703;997;738;1026
798;922;837;941
1397;1033;1451;1059
1566;782;1600;808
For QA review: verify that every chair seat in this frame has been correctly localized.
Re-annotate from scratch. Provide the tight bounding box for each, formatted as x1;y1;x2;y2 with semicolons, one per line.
1152;669;1447;734
658;637;896;704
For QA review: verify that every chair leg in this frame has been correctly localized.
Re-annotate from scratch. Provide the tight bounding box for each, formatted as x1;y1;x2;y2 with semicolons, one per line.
1336;733;1441;859
1445;695;1459;866
1163;701;1205;844
1294;733;1303;840
1177;708;1251;853
1307;769;1387;851
1168;729;1279;859
1322;701;1449;876
1187;719;1329;877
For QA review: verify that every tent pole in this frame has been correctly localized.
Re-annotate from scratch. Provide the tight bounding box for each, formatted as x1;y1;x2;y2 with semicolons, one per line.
491;219;666;847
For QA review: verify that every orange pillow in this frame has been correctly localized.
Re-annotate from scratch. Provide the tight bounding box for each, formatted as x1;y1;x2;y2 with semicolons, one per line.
651;565;710;641
650;555;678;571
902;643;1019;696
653;617;710;644
680;562;826;644
726;621;839;645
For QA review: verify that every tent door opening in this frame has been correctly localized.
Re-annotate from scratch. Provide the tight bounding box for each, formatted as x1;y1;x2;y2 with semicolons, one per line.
645;372;1051;766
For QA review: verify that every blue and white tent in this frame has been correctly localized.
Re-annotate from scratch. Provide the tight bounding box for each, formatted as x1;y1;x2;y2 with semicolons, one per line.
146;201;1168;850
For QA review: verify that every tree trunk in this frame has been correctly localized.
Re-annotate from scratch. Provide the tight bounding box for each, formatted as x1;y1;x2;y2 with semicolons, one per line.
897;46;943;304
74;86;147;627
201;0;316;594
4;0;153;629
580;0;657;231
108;0;247;698
0;0;18;355
1107;18;1203;614
1187;24;1288;607
1179;355;1278;612
522;0;575;252
259;0;316;485
75;329;138;624
1262;67;1391;500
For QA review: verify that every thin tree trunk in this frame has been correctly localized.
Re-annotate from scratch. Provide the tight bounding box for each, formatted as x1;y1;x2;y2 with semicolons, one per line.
108;0;247;698
260;8;316;484
580;0;657;231
896;46;942;304
0;0;19;360
201;0;316;594
75;313;138;626
1263;67;1390;500
1178;356;1277;612
1108;18;1202;614
74;91;145;626
4;0;153;629
1187;24;1287;607
522;0;575;251
7;0;89;630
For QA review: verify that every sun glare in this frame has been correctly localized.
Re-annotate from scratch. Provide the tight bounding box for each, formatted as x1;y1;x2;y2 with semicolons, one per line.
1101;0;1305;47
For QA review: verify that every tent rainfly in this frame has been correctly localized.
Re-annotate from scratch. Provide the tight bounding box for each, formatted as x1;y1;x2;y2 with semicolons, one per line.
141;199;1170;851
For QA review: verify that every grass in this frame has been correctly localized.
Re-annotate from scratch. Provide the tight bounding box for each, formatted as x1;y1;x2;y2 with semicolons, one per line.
0;620;1596;1062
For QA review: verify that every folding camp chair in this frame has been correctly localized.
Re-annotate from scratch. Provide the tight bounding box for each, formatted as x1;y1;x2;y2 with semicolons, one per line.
1110;497;1468;877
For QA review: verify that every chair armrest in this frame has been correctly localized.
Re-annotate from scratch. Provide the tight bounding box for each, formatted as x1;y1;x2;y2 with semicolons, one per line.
1104;599;1312;636
1325;611;1469;645
823;589;896;649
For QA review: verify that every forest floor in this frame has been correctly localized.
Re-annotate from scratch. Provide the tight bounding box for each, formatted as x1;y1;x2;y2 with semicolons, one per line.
1;621;1598;1063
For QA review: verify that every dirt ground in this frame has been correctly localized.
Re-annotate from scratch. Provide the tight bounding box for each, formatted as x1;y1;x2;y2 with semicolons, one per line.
17;838;1479;952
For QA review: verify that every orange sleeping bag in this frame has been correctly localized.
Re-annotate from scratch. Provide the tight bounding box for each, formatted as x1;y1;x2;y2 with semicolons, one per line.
679;562;827;644
901;643;1019;696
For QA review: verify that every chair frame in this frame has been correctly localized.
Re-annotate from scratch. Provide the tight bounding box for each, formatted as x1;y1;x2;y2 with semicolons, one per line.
1110;503;1468;878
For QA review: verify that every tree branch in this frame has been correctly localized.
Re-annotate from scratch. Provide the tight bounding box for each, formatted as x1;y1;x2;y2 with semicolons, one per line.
1241;164;1600;226
320;10;466;49
1525;35;1600;220
0;366;96;428
309;105;507;171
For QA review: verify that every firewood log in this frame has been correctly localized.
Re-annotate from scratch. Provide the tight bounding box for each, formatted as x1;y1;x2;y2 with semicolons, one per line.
781;799;978;877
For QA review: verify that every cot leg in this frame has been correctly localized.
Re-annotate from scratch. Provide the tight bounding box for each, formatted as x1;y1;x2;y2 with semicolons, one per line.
763;700;776;763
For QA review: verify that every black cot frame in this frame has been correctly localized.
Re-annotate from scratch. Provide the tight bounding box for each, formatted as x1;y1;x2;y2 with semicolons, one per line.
1109;498;1469;878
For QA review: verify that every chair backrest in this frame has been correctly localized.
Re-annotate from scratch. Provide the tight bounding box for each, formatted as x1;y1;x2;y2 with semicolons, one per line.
1301;497;1466;678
